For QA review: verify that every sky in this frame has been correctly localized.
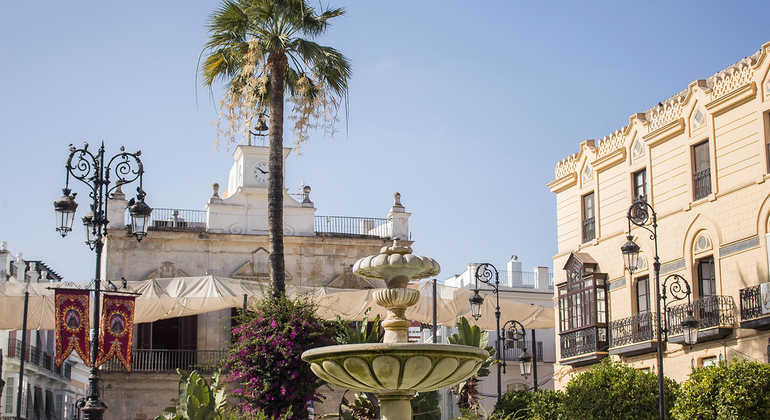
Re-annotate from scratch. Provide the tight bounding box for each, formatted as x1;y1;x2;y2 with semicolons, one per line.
1;1;768;284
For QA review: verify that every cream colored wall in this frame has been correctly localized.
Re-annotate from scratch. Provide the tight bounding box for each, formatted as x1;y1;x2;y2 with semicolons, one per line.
548;40;770;390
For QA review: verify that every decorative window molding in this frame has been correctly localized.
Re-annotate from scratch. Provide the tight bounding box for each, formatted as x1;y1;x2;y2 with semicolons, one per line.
582;163;594;183
694;233;713;255
719;236;760;258
631;138;646;162
608;277;626;291
660;259;686;275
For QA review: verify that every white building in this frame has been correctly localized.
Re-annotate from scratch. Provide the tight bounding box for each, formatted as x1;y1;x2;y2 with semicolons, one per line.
442;256;555;417
98;144;412;419
0;243;89;420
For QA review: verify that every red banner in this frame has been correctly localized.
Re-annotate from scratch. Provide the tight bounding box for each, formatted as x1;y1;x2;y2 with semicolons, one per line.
55;290;91;367
94;294;136;372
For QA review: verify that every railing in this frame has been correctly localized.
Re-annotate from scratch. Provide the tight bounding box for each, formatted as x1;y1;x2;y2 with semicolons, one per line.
6;339;71;378
693;168;712;201
498;271;536;289
667;295;735;336
609;312;657;348
582;217;595;242
560;326;608;359
100;349;228;373
314;216;390;238
142;208;207;231
502;340;544;362
739;284;768;321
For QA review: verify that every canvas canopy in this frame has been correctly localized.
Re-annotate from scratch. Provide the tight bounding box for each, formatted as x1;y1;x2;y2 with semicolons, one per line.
0;276;554;331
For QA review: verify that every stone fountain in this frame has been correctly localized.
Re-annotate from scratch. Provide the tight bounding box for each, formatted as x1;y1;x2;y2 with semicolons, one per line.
302;240;489;420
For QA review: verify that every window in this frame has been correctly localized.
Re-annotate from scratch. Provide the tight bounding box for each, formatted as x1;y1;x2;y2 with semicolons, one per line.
698;257;716;298
582;193;595;243
693;141;711;200
5;377;13;414
701;356;718;367
636;277;650;314
633;169;647;202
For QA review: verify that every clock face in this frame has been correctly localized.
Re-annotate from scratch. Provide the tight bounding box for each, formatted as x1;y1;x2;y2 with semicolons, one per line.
253;161;269;184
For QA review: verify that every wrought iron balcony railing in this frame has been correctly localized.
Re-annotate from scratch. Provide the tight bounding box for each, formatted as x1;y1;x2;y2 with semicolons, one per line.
693;168;712;201
739;284;769;322
609;311;657;348
6;339;71;379
667;295;735;336
560;326;608;359
314;216;391;238
502;340;544;362
127;208;397;238
582;217;595;243
146;208;207;231
100;349;228;373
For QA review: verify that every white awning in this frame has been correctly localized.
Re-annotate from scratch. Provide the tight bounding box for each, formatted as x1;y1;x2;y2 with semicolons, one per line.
0;276;554;331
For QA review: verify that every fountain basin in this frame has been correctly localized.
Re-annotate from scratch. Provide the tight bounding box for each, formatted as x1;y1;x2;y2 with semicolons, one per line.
302;343;488;393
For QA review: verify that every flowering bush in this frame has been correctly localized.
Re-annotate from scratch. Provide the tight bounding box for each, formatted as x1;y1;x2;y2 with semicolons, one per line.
223;291;338;420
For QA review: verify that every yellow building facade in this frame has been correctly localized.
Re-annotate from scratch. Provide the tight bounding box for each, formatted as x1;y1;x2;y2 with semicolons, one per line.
547;40;770;388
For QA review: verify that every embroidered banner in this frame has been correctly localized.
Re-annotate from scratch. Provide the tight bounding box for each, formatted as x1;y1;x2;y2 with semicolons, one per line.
94;294;136;371
55;289;91;367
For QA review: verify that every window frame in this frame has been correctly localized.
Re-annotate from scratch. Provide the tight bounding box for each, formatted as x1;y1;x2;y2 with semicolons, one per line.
692;140;712;201
633;169;647;202
582;192;596;243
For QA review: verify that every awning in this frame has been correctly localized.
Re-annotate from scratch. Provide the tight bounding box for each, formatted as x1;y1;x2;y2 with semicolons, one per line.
0;276;554;331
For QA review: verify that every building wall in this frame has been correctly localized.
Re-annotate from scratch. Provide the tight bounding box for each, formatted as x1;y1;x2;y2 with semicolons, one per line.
548;40;770;389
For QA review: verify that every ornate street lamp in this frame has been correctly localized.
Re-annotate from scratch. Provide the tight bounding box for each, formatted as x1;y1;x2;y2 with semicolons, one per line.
502;319;533;380
53;142;151;420
471;263;503;403
622;198;697;420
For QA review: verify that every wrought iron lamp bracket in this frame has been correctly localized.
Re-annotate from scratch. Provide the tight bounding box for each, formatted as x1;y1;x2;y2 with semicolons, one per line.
660;274;693;341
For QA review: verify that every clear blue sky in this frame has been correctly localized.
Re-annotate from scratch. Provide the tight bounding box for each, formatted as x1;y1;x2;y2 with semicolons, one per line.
1;1;768;283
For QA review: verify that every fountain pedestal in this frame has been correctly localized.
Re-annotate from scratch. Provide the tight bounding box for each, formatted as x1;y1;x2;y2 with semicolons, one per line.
302;241;489;420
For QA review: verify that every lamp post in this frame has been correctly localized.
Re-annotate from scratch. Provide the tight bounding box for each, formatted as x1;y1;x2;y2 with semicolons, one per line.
54;142;151;420
621;198;698;420
501;320;533;384
469;263;502;404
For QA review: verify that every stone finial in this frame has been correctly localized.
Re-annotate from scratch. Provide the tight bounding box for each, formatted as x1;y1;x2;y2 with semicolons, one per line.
112;184;126;200
302;185;312;204
16;253;22;262
209;183;223;204
1;241;6;251
393;192;403;207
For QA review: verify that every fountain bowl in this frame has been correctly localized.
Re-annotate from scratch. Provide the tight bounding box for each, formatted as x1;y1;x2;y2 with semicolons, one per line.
302;343;489;394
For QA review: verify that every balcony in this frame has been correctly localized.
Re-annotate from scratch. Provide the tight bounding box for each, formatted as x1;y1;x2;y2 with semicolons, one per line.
131;208;393;238
693;168;712;201
739;284;770;329
100;349;227;373
608;312;658;357
559;326;608;367
667;295;735;344
501;340;544;362
6;339;72;379
314;216;390;238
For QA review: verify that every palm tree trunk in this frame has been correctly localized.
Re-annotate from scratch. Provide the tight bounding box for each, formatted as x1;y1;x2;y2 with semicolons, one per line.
267;52;288;298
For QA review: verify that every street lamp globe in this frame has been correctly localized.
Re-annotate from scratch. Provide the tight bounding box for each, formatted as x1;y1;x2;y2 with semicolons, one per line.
128;197;153;242
621;235;641;273
518;348;532;378
54;190;78;237
681;311;699;346
82;211;98;247
469;290;484;321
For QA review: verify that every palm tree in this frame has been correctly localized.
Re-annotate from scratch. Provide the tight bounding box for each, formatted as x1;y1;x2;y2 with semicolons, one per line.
201;0;351;297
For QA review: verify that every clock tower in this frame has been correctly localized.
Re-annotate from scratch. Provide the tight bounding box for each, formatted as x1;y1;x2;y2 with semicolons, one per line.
206;144;315;235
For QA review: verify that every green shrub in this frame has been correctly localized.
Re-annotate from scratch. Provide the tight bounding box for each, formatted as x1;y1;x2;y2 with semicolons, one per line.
491;389;531;420
562;358;678;420
672;357;770;420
